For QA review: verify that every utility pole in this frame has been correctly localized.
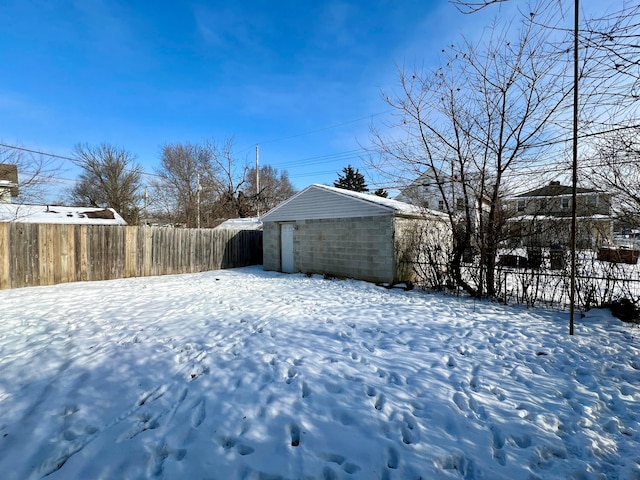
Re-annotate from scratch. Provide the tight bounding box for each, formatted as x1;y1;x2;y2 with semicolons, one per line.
569;0;579;335
256;144;260;217
196;173;201;229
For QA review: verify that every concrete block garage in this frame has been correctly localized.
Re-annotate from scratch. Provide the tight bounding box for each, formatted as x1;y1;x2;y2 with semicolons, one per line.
260;184;449;285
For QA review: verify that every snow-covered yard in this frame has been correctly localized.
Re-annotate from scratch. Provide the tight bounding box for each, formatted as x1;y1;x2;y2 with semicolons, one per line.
0;266;638;479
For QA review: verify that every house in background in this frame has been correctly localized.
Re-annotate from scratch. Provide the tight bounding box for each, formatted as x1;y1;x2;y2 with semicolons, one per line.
0;204;127;225
260;184;450;285
213;217;262;231
395;167;491;228
504;181;613;249
396;168;466;212
0;164;19;203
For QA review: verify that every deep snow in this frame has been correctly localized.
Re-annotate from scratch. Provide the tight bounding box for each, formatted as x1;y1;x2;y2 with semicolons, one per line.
0;266;638;479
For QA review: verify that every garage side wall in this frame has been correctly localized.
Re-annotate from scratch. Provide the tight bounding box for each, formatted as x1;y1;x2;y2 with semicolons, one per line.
297;216;395;283
393;216;452;283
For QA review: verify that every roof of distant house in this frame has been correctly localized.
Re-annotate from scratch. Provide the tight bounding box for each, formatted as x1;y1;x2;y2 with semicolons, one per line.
0;204;127;225
516;181;596;198
213;217;262;231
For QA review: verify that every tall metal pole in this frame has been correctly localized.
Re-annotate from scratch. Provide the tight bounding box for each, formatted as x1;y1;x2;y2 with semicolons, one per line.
569;0;579;335
256;144;260;217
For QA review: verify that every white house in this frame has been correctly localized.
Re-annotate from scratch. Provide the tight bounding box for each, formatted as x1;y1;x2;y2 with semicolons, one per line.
0;164;19;203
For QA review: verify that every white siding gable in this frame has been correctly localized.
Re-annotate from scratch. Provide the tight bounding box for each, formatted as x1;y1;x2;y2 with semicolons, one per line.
261;184;420;222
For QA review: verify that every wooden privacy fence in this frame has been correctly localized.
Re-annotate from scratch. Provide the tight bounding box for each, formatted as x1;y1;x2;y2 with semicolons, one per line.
0;224;263;290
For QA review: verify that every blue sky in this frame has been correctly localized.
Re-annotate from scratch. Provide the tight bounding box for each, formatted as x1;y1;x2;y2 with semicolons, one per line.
1;0;521;197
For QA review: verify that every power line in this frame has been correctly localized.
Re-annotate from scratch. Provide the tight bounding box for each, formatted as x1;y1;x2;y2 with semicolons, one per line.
0;143;76;163
4;119;640;190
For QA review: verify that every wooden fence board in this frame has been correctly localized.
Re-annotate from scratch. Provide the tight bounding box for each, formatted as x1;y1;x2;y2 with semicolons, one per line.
0;224;262;290
125;227;137;277
0;224;8;290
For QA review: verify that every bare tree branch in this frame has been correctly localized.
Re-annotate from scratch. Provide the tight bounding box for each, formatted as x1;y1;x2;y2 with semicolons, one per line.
449;0;508;15
0;143;65;204
69;143;143;224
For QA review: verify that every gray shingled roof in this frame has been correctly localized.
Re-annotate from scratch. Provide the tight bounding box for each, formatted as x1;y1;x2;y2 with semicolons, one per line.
516;182;595;198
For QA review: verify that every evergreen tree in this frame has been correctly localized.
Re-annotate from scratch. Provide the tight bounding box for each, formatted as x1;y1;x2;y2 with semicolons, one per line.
374;188;389;198
334;165;369;192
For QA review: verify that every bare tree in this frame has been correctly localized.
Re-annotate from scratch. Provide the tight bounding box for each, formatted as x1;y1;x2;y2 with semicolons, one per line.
242;165;296;216
583;126;640;229
206;138;249;223
578;4;640;139
450;1;640;128
371;16;572;297
68;143;143;224
153;137;247;228
153;142;214;227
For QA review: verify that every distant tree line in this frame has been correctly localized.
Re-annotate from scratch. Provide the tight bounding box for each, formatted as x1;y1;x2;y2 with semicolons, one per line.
66;138;296;227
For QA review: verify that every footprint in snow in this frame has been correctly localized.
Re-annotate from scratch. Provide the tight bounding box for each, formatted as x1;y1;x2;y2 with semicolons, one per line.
361;342;375;353
118;412;160;442
401;412;420;445
490;385;506;401
387;446;399;469
374;394;385;411
387;371;404;385
191;398;206;428
285;367;297;384
137;384;169;406
236;444;255;456
321;453;362;475
301;381;311;398
219;436;236;450
452;391;469;412
290;424;301;447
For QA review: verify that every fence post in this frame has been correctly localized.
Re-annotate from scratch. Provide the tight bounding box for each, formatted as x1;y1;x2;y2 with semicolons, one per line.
503;270;507;305
0;224;8;289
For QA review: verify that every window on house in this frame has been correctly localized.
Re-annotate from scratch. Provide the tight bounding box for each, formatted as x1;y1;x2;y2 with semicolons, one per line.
561;197;570;209
456;198;464;211
517;200;525;212
438;200;444;211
